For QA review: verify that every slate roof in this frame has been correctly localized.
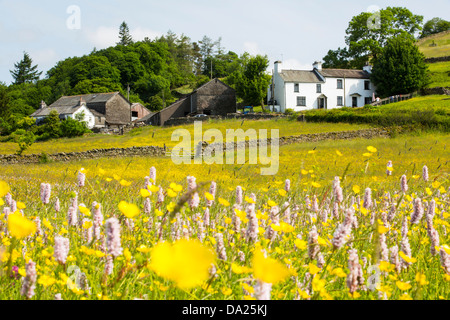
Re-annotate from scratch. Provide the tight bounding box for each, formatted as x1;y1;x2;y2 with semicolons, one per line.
278;68;371;83
279;70;323;83
319;69;371;79
31;92;124;117
31;105;85;117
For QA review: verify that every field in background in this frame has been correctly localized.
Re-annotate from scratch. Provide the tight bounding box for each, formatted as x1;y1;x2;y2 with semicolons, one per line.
417;31;450;58
427;61;450;88
0;119;372;156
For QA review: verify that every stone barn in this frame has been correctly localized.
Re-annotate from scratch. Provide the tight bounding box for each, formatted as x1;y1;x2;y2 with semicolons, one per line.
32;92;132;129
140;78;236;126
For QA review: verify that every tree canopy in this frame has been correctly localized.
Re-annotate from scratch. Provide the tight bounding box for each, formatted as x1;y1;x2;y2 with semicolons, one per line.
420;18;450;38
371;34;429;97
324;7;424;69
10;52;42;85
117;21;134;46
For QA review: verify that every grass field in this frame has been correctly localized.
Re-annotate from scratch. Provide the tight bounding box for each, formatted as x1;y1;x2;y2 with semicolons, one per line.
417;31;450;58
427;61;450;88
0;119;373;156
303;95;450;130
0;130;449;300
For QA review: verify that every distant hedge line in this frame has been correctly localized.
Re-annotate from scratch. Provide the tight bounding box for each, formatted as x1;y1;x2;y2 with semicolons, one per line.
301;106;450;132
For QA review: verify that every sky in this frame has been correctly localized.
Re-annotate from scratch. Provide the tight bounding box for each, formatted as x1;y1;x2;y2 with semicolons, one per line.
0;0;449;85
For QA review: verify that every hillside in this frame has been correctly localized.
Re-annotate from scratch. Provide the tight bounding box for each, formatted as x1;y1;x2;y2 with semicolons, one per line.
417;30;450;58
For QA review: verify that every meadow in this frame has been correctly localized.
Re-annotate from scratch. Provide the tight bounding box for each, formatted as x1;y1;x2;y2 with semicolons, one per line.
417;30;450;59
0;119;372;156
427;61;450;88
0;129;449;300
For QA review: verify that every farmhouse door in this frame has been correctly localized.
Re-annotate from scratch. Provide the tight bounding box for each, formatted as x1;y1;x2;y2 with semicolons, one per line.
318;98;326;109
352;97;357;108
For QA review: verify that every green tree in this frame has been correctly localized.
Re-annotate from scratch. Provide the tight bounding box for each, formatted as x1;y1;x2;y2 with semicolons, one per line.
420;18;450;38
226;54;271;110
11;129;35;155
117;21;133;46
332;7;424;68
371;34;428;97
60;117;90;138
10;52;42;84
43;110;61;139
322;47;351;69
0;83;10;118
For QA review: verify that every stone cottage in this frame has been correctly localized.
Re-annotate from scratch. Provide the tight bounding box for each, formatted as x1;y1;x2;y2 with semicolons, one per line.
139;78;236;126
31;92;132;129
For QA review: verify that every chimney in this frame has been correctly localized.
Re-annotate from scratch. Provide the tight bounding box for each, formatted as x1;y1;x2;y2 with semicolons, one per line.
363;64;372;73
313;61;322;71
274;60;282;74
40;100;47;109
79;97;86;106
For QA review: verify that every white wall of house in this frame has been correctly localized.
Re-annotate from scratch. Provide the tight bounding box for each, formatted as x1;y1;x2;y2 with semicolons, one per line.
268;62;376;112
70;106;96;129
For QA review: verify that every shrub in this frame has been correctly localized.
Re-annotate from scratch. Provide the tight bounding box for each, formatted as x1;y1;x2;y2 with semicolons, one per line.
10;129;35;155
60;117;91;138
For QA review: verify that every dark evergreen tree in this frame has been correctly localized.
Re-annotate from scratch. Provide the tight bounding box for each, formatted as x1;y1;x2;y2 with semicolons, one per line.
10;52;42;84
371;34;429;97
117;21;133;46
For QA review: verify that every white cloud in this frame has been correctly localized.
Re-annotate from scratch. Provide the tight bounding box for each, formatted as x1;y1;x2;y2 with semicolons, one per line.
243;41;261;55
31;49;58;66
85;26;118;49
85;26;162;49
281;58;312;71
131;27;162;42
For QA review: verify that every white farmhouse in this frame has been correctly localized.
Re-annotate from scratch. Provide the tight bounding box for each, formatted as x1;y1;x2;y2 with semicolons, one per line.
31;98;99;129
267;61;376;112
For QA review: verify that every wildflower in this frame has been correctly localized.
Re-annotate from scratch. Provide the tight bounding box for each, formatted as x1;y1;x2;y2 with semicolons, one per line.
236;186;243;205
157;186;165;204
92;202;103;240
367;146;377;153
386;160;393;176
440;248;450;274
422;165;429;182
246;203;258;242
333;177;343;203
104;255;114;276
219;197;230;207
54;293;63;300
332;221;352;249
215;233;227;260
206;181;216;207
284;179;291;193
149;167;156;184
8;212;36;239
252;250;289;284
20;260;37;299
40;183;51;205
149;239;216;289
396;281;412;291
54;197;60;213
308;226;320;260
253;280;272;300
118;201;140;219
352;185;360;194
346;249;364;294
68;206;78;227
105;218;123;257
400;175;408;193
410;198;424;224
77;170;86;188
363;188;372;209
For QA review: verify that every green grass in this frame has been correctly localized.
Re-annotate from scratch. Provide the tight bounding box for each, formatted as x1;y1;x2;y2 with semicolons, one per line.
417;31;450;58
427;61;450;88
0;119;373;155
303;95;450;131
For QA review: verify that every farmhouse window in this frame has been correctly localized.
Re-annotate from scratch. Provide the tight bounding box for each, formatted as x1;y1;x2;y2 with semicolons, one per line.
337;79;343;89
294;83;299;92
337;96;343;106
364;81;370;90
297;96;306;106
316;84;321;93
365;97;372;105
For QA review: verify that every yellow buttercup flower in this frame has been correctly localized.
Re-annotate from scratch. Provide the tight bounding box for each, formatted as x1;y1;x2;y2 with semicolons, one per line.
140;189;151;197
148;185;160;193
8;212;36;239
367;146;377;153
278;189;287;197
399;251;416;264
218;198;230;207
311;182;321;188
245;196;255;204
78;206;91;216
149;239;216;289
396;281;412;291
294;239;307;250
118;201;140;219
252;250;289;284
336;150;343;156
0;181;10;197
309;263;321;275
352;185;360;194
231;263;252;274
205;192;214;201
